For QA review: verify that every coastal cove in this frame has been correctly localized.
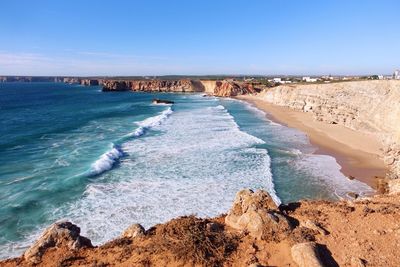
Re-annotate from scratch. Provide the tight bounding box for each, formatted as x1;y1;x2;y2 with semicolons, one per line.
239;95;387;189
0;82;374;259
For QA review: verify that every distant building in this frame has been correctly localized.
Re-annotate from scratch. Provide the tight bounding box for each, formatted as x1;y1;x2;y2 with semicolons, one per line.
273;78;282;83
394;70;400;80
302;76;318;82
378;75;384;80
321;75;334;80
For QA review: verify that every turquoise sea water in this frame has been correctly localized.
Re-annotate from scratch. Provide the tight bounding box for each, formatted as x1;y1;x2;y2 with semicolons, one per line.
0;82;372;258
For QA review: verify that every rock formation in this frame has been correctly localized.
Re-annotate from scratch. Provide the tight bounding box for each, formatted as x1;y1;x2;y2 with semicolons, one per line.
102;79;201;92
122;223;145;239
214;80;256;97
225;189;292;240
80;79;99;86
23;221;92;264
259;80;400;179
101;79;258;96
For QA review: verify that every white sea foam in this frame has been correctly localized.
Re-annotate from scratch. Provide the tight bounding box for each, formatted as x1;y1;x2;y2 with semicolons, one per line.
52;99;280;245
127;107;173;137
90;107;174;175
293;154;374;198
137;107;173;128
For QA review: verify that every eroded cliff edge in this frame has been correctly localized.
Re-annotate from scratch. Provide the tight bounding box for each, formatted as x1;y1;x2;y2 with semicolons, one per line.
2;189;400;267
101;79;259;97
257;80;400;180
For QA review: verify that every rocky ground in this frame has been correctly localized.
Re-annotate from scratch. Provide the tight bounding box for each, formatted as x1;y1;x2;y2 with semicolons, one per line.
1;189;400;267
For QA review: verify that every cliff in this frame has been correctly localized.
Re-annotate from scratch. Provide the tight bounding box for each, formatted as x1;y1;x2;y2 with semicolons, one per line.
80;79;100;86
2;189;400;266
101;79;257;96
258;80;400;179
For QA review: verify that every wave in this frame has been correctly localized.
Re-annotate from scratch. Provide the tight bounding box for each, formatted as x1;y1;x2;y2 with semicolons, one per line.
89;144;124;176
211;104;281;205
127;106;173;138
89;107;174;176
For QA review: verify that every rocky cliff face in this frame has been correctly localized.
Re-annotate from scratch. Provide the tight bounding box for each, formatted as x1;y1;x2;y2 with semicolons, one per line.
102;79;257;96
102;79;201;92
80;79;100;86
214;80;256;97
259;80;400;179
131;79;201;92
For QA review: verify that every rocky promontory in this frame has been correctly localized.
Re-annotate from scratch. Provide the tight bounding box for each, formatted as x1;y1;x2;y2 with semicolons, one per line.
101;79;258;97
2;189;400;266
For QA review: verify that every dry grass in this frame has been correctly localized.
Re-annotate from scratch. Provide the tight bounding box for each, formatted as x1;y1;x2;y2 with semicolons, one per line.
147;215;239;266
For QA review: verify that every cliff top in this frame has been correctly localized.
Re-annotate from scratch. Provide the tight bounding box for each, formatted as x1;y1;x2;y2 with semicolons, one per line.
2;189;400;267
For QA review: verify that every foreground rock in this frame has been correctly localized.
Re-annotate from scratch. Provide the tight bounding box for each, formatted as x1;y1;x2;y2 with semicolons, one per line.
122;223;145;239
291;242;324;267
225;189;292;240
2;190;400;266
23;221;92;264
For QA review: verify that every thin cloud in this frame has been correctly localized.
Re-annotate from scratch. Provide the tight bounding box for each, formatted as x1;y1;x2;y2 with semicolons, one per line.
0;52;51;66
76;51;169;60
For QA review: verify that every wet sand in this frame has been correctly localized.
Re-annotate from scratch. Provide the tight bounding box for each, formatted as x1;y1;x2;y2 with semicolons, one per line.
238;95;387;189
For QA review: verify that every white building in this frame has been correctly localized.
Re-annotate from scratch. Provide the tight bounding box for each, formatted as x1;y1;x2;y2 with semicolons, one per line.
394;70;400;80
273;78;282;83
302;76;318;82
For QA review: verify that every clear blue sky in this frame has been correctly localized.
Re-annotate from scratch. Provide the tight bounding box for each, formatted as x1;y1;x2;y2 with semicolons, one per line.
0;0;399;76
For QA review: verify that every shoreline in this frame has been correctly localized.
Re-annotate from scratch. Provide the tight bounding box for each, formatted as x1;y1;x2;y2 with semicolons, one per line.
237;95;387;190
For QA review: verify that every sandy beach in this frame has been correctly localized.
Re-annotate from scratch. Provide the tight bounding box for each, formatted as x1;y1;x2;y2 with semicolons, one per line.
238;95;387;189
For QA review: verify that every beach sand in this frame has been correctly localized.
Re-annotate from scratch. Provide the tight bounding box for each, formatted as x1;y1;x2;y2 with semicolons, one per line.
238;95;387;189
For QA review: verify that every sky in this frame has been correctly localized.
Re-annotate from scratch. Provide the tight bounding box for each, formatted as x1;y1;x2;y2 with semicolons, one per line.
0;0;399;76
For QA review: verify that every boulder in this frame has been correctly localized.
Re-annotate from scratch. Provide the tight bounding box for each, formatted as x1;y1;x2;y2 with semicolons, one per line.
122;223;145;239
291;242;324;267
24;221;93;264
225;189;292;240
152;98;175;104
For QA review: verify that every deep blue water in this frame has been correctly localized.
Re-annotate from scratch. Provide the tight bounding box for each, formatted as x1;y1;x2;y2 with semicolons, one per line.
0;82;372;258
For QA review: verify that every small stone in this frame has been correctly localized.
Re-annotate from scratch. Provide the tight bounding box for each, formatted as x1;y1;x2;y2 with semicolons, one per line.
291;242;324;267
301;220;329;236
122;224;145;239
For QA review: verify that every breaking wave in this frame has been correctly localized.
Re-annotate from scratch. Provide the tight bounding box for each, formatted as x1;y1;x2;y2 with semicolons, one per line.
89;107;173;176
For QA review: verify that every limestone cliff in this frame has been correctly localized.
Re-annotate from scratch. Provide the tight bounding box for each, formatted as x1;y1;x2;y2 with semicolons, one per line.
80;79;100;86
258;80;400;179
102;79;257;96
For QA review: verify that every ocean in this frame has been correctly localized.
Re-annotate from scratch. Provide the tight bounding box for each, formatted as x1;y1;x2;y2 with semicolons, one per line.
0;82;373;258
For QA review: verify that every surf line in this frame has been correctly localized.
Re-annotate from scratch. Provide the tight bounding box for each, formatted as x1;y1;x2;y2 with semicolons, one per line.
88;106;174;176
